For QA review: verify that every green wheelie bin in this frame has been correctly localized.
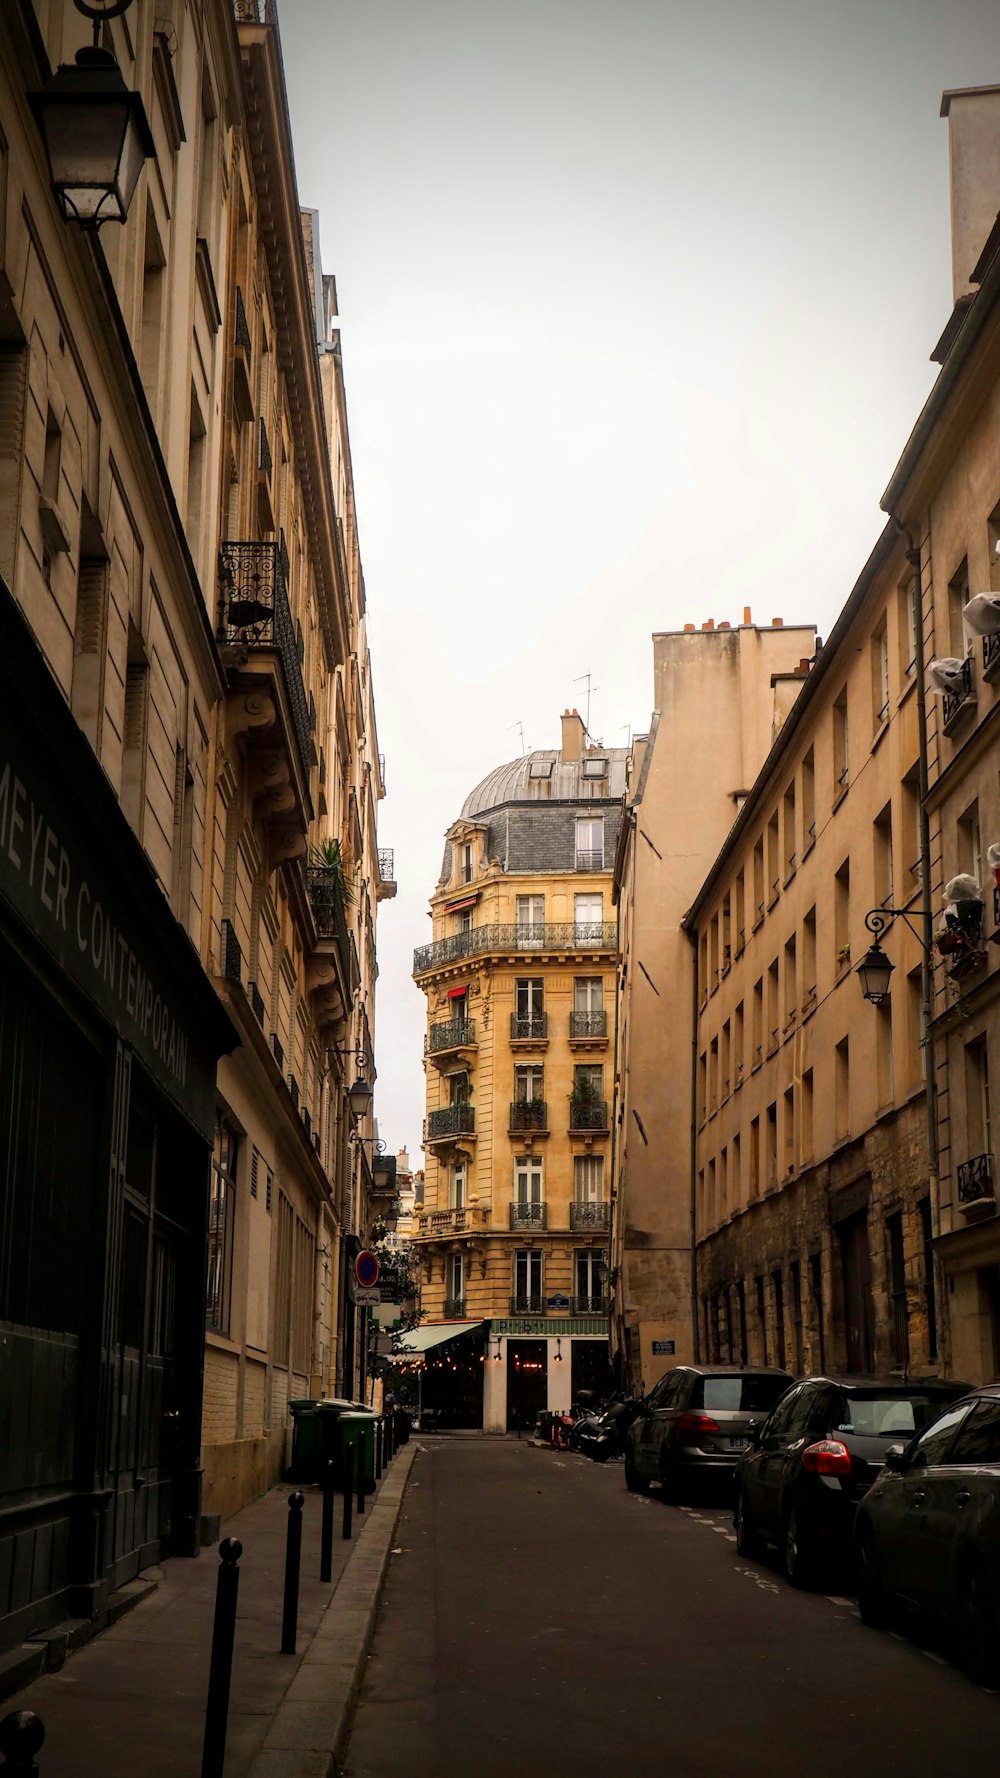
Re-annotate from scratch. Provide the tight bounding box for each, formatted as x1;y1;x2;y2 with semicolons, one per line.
316;1401;376;1495
286;1398;322;1484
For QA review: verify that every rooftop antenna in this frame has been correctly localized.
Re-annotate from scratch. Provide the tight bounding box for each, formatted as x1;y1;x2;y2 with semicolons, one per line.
573;671;598;736
621;722;632;748
509;720;527;757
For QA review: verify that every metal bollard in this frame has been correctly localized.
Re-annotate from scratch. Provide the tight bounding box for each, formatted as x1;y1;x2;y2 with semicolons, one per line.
357;1441;366;1516
342;1441;353;1539
374;1418;383;1479
281;1492;304;1654
0;1712;45;1776
320;1460;335;1584
385;1413;394;1463
201;1536;242;1778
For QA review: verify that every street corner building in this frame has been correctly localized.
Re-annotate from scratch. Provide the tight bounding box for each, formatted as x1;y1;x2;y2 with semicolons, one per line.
409;712;628;1431
0;0;391;1667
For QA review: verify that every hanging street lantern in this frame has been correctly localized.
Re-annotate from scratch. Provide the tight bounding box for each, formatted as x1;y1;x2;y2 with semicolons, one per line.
29;0;155;229
856;938;895;1006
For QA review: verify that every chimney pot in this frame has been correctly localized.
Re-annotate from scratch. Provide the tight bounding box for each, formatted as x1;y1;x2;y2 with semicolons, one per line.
772;617;783;627
683;623;695;632
718;620;731;630
702;618;715;631
743;606;752;625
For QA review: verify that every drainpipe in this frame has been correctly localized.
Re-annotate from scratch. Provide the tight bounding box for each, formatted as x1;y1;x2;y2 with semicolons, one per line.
894;520;944;1364
688;919;701;1362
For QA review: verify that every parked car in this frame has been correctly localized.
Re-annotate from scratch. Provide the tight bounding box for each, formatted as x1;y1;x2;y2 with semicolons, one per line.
735;1374;972;1589
854;1384;1000;1687
625;1364;793;1501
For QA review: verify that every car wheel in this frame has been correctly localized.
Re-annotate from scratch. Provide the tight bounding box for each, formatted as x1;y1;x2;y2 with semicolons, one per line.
735;1487;766;1560
855;1524;892;1630
624;1446;649;1495
783;1506;815;1589
957;1557;1000;1688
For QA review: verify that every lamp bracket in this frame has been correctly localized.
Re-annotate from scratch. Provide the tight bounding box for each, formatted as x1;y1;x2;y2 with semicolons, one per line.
864;906;929;951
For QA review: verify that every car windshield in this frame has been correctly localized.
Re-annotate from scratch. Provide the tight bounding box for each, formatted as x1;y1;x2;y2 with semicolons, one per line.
696;1376;790;1413
835;1395;949;1438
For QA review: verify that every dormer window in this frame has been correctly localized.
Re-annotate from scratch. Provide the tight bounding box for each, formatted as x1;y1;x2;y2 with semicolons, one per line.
582;756;607;779
529;760;553;778
460;841;474;884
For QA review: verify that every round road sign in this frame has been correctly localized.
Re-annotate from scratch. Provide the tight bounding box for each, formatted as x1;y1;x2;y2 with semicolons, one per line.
355;1249;380;1288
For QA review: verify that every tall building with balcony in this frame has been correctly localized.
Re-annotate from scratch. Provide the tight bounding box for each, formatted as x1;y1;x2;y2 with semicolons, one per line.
411;712;628;1430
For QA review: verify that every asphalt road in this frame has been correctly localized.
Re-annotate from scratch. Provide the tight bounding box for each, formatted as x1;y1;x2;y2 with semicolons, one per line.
340;1436;1000;1778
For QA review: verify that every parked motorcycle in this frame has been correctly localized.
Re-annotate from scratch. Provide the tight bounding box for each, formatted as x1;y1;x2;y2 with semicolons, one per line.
575;1392;642;1462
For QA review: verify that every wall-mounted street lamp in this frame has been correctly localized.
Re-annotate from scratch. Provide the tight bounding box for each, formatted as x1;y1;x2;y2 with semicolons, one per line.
29;0;155;229
856;907;927;1005
553;1337;563;1364
329;1044;374;1120
493;1337;502;1363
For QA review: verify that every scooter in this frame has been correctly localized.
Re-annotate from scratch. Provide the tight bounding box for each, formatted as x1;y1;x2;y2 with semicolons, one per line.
575;1392;642;1462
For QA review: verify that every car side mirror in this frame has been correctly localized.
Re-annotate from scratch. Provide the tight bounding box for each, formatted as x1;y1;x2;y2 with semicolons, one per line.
883;1443;906;1473
745;1418;762;1449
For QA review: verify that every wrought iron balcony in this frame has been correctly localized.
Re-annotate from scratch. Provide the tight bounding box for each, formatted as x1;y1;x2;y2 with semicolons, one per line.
306;866;352;982
572;1294;610;1315
574;849;605;871
985;631;1000;681
510;1201;546;1231
249;980;265;1026
511;1013;548;1042
258;416;273;483
958;1152;994;1207
569;1010;607;1039
570;1201;610;1231
221;918;242;983
942;655;976;732
270;1032;284;1068
378;849;395;883
510;1294;545;1314
509;1100;547;1133
234;285;252;363
217;542;313;792
443;1297;467;1319
569;1098;609;1132
414;921;617;975
427;1019;476;1055
426;1105;475;1140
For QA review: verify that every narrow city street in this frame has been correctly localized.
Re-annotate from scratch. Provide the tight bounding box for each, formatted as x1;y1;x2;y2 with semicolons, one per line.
341;1438;1000;1778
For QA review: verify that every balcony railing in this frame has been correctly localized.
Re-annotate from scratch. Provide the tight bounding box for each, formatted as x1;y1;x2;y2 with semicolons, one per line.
378;848;395;884
218;543;313;787
570;1201;610;1231
569;1099;609;1131
574;849;605;871
306;866;351;982
510;1014;547;1041
942;655;976;731
958;1152;994;1206
249;980;265;1026
443;1297;467;1318
510;1294;546;1314
572;1294;609;1315
414;921;617;974
420;1206;490;1237
427;1105;475;1140
258;416;273;483
510;1201;546;1231
427;1019;476;1054
509;1100;548;1132
270;1032;284;1068
569;1010;607;1039
221;918;242;983
234;0;273;19
984;631;1000;681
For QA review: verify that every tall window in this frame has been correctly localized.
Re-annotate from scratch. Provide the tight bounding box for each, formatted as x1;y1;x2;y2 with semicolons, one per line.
783;780;796;879
874;803;894;907
206;1116;238;1333
833;688;849;795
574;1249;606;1309
572;976;604;1036
574;891;603;943
574;1154;604;1202
802;748;816;852
835;858;850;967
516;894;545;942
450;1160;466;1209
460;841;474;883
575;817;604;870
958;798;982;886
752;837;765;924
949;557;969;656
965;1037;992;1159
447;1252;465;1310
514;1063;544;1102
871;618;890;729
514;1154;543;1205
767;810;780;903
514;977;544;1037
514;1248;543;1308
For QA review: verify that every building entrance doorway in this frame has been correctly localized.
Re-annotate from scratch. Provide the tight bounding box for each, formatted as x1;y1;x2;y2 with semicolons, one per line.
506;1340;547;1431
838;1211;875;1374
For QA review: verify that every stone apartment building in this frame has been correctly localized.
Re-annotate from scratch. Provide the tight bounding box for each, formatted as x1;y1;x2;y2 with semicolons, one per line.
611;617;817;1392
0;0;386;1661
685;527;935;1381
410;713;626;1430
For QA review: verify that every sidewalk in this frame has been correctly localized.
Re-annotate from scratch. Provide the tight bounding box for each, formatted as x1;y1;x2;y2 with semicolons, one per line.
5;1442;419;1778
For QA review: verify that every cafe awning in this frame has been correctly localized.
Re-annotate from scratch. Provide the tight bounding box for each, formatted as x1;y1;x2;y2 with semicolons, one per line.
394;1320;484;1354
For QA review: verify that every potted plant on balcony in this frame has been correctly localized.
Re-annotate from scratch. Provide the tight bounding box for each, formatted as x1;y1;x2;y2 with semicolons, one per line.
308;838;355;908
570;1073;601;1127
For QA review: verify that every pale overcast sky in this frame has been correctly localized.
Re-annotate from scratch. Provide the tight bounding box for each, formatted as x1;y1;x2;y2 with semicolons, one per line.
278;0;1000;1159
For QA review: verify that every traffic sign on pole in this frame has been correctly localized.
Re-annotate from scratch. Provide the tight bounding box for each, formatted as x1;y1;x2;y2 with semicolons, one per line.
355;1250;380;1288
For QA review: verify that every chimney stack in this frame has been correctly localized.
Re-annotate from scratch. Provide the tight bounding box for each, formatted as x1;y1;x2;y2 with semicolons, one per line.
561;707;586;762
941;87;1000;301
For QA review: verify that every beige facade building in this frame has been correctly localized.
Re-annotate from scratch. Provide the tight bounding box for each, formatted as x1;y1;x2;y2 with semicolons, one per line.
612;618;816;1391
0;0;388;1658
685;532;935;1381
411;714;626;1430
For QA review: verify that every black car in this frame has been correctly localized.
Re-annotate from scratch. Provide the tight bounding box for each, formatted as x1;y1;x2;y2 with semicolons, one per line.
735;1374;972;1588
625;1364;793;1501
854;1385;1000;1687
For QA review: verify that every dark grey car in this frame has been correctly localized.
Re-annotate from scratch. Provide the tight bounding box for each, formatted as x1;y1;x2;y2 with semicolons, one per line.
854;1385;1000;1687
624;1364;792;1502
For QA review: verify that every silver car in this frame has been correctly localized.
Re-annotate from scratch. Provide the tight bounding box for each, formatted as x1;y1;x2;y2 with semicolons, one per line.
625;1363;793;1502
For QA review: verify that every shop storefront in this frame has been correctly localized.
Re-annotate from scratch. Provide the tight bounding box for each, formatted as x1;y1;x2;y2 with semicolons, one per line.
0;590;235;1652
